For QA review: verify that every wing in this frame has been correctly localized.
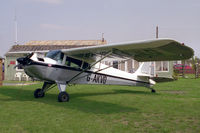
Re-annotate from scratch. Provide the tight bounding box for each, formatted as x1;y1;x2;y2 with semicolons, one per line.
61;39;194;63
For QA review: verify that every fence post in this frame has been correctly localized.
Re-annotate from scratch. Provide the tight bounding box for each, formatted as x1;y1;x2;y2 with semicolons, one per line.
0;59;2;86
182;60;185;78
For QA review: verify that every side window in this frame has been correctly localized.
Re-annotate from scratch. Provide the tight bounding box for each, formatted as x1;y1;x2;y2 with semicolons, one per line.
82;62;90;69
71;62;81;68
65;56;82;68
113;61;118;69
65;57;70;66
163;61;168;71
46;50;64;64
156;61;162;71
156;61;169;71
65;56;90;69
57;52;64;64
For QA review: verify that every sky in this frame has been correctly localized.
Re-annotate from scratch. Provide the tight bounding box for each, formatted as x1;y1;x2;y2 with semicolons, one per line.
0;0;200;57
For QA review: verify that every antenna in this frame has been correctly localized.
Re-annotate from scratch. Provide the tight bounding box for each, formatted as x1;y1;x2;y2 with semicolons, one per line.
14;9;18;45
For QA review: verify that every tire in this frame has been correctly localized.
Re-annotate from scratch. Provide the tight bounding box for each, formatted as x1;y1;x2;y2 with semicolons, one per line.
34;89;45;98
58;92;69;102
151;89;156;93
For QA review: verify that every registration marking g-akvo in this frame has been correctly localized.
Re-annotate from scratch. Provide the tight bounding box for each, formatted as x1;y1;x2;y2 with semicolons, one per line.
87;74;107;84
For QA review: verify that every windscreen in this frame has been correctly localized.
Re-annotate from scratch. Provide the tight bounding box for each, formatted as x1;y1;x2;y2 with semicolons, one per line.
46;50;64;63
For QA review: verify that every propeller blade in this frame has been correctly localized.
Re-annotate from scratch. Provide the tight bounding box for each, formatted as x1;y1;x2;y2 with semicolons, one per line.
14;64;23;69
14;64;19;69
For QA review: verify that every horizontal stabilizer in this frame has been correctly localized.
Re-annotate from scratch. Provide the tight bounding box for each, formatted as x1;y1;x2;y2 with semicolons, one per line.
137;74;151;77
151;77;174;83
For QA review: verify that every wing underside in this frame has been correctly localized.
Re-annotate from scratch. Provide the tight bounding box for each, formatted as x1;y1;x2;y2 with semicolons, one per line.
61;39;194;63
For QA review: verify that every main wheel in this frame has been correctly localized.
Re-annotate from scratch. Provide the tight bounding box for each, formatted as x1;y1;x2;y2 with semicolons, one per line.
151;89;156;93
34;89;45;98
58;92;69;102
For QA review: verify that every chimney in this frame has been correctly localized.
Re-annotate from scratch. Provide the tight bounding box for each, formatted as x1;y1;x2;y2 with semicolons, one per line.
156;26;158;39
102;33;104;42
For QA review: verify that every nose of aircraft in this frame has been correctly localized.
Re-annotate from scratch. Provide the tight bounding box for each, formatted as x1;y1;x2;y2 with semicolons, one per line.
17;57;27;65
16;53;34;66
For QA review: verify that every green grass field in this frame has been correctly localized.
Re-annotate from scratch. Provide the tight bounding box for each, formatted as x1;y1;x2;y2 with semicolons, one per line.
0;78;200;133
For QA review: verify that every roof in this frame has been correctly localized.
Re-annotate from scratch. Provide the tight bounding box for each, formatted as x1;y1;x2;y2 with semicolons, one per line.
8;45;95;53
25;40;106;46
5;40;107;56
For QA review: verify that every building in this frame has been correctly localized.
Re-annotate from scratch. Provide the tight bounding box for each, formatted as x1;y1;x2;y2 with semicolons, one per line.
5;40;107;81
4;40;173;81
102;58;173;79
0;57;4;86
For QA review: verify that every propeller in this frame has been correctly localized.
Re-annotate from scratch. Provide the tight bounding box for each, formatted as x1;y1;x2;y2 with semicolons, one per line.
15;53;34;68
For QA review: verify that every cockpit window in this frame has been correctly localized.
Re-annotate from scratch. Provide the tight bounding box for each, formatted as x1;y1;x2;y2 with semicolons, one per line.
46;50;64;64
46;51;90;69
65;56;90;69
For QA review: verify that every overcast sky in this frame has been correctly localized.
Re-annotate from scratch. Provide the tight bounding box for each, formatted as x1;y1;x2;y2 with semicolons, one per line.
0;0;200;57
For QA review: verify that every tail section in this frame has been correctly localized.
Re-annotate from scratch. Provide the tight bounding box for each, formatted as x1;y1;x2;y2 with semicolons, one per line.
135;62;174;83
135;62;152;76
134;62;156;86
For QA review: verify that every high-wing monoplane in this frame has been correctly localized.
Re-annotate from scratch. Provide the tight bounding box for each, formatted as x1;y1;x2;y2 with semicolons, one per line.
16;39;194;102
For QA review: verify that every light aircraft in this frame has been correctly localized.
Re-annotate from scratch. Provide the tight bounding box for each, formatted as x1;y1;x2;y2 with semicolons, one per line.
16;39;194;102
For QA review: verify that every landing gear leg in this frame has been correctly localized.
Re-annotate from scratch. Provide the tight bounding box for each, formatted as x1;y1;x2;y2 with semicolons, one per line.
34;82;54;98
57;83;69;102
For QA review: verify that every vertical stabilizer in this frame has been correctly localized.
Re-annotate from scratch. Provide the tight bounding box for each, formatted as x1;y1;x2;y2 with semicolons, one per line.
135;62;152;76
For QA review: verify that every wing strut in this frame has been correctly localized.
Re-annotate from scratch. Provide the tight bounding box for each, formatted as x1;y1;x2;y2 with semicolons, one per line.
95;58;131;73
67;51;112;84
69;59;131;83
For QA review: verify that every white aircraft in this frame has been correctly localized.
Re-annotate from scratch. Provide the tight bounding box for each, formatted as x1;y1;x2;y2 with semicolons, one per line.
16;39;194;102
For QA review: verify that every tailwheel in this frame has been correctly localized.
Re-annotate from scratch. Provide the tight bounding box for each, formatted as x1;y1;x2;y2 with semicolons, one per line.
58;92;70;102
151;89;156;93
34;88;45;98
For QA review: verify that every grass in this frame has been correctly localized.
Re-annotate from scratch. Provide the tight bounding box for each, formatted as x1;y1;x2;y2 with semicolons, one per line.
0;78;200;133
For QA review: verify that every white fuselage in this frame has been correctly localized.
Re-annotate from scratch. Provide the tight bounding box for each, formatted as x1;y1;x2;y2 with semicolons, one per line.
24;53;155;87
